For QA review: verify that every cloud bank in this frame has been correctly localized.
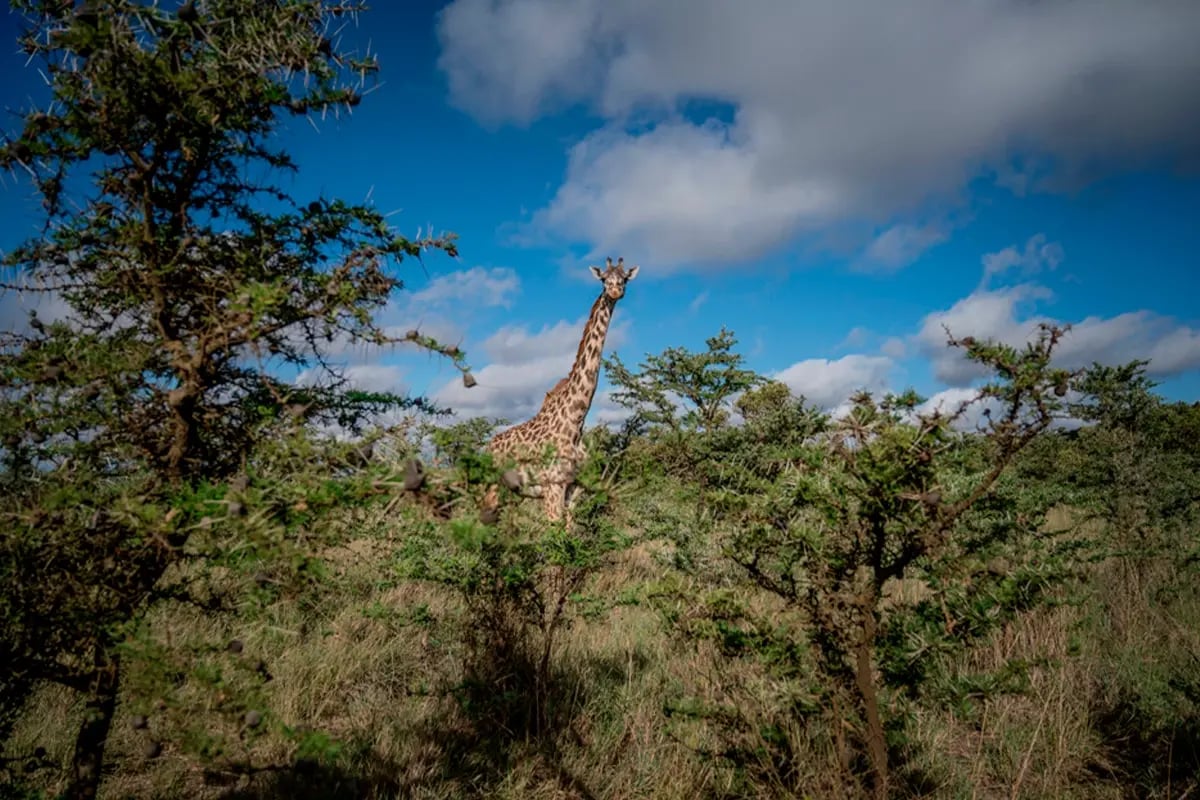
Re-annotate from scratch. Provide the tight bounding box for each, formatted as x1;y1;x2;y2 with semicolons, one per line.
767;235;1200;412
438;0;1200;268
917;237;1200;385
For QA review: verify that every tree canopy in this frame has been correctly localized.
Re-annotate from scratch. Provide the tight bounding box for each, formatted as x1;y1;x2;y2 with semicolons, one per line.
0;2;466;796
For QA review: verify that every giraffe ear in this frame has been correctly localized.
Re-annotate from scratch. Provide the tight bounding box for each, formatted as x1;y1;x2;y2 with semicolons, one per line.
625;265;639;280
589;265;604;280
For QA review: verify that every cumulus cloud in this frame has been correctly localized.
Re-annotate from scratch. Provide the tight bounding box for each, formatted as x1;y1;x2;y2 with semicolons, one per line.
1063;312;1200;375
530;121;840;268
591;387;636;427
837;326;871;350
916;386;1003;431
433;313;631;422
859;223;948;272
315;265;519;364
0;288;75;335
434;355;566;422
880;337;907;359
341;364;407;394
1144;324;1200;374
406;266;520;310
482;319;586;366
436;0;603;125
438;0;1200;268
773;354;895;411
916;284;1200;385
981;234;1064;284
917;385;1088;433
916;284;1054;384
388;265;519;346
295;363;407;394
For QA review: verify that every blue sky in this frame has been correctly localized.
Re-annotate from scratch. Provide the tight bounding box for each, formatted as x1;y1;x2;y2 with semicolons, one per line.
2;1;1199;426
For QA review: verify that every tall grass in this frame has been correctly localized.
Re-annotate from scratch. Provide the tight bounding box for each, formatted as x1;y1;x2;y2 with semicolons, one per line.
3;473;1197;799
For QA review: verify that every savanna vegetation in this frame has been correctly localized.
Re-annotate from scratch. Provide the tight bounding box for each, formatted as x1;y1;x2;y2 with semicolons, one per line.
2;2;1198;799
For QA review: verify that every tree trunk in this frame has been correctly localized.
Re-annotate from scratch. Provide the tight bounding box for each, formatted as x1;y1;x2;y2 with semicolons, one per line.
66;650;121;800
854;596;889;800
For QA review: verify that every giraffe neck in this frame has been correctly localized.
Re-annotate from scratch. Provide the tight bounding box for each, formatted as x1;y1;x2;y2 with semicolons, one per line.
559;292;616;434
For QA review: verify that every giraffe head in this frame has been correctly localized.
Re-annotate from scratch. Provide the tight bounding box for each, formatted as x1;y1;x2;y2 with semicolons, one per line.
589;256;639;300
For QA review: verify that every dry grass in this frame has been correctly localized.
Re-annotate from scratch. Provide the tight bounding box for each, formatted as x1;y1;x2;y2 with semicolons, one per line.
907;602;1117;800
4;496;1197;799
901;505;1200;800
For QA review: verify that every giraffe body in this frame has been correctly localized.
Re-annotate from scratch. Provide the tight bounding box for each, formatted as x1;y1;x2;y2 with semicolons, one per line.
484;258;638;524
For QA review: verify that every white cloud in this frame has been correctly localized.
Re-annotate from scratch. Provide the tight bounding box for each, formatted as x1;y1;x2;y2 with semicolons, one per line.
529;121;841;269
1146;325;1200;374
591;387;636;427
433;313;631;422
436;0;603;125
313;265;519;364
916;284;1200;386
438;0;1200;268
295;363;407;394
406;266;520;309
1062;312;1200;375
917;385;1088;432
342;364;407;394
880;337;907;359
688;290;710;314
837;326;871;350
859;223;948;271
0;288;75;335
981;234;1064;283
434;354;567;422
773;354;895;411
384;265;520;353
482;319;586;366
917;386;1002;431
916;284;1053;384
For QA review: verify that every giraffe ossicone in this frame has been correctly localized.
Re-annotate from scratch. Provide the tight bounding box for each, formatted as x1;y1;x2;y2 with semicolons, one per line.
483;257;639;524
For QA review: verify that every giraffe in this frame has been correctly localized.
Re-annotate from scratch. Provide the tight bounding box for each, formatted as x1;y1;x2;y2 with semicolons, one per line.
483;257;639;525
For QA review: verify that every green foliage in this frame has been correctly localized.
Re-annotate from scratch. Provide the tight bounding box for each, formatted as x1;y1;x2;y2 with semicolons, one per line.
2;326;1198;800
1069;359;1160;429
1;9;1196;797
396;446;626;742
1028;361;1200;794
604;326;763;433
1064;364;1200;549
635;351;1199;799
429;418;498;467
696;380;828;489
656;325;1080;797
0;2;468;796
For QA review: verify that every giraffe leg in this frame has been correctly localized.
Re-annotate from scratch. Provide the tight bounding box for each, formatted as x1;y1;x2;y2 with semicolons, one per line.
564;483;585;527
540;483;567;523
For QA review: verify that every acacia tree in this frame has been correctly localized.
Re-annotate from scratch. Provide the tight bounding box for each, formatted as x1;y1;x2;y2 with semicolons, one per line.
671;326;1078;798
0;2;466;796
604;326;762;432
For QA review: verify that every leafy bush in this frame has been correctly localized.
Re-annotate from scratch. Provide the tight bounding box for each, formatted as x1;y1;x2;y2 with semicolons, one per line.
655;326;1081;798
396;444;629;742
0;2;466;796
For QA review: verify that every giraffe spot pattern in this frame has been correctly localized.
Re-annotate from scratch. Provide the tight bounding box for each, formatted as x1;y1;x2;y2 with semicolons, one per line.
481;259;638;522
